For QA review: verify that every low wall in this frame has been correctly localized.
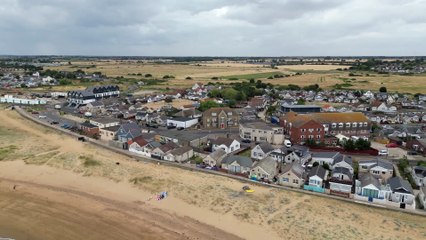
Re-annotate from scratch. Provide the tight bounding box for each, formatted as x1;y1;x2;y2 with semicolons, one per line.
14;106;426;217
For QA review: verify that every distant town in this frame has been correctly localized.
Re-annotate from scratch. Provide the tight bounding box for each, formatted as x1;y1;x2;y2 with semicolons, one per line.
1;56;426;213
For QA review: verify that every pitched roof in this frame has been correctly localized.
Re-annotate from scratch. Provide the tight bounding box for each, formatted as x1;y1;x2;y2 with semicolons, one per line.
131;136;148;147
308;165;327;179
252;157;278;175
212;137;236;147
359;173;380;189
222;155;253;168
333;154;353;167
413;166;426;178
207;149;228;161
257;142;275;154
168;146;193;156
388;176;413;194
203;107;236;115
360;158;393;170
332;167;353;181
281;161;304;178
310;112;369;123
312;151;340;159
158;142;179;152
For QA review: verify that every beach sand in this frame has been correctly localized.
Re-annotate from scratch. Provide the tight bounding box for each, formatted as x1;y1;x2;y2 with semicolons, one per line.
0;108;425;240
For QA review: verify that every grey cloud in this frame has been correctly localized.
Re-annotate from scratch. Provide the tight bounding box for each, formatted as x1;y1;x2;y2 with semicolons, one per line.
0;0;425;56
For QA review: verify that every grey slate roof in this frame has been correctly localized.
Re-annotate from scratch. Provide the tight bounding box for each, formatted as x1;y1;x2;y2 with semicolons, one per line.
333;154;353;167
332;167;353;181
359;173;380;189
257;142;275;154
281;161;304;178
360;158;394;170
312;151;340;159
252;157;278;175
208;149;227;161
413;166;426;178
212;137;235;147
222;155;253;168
388;176;414;194
308;166;327;179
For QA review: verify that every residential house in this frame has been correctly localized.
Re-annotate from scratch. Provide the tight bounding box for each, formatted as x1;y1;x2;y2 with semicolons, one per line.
67;85;119;106
412;166;426;187
388;176;415;207
221;155;254;174
332;154;354;174
99;125;120;141
239;121;284;145
151;142;179;160
270;145;311;164
329;167;353;198
128;136;149;155
277;161;305;188
138;141;162;158
174;108;202;119
358;159;394;182
202;107;239;129
211;137;241;154
163;146;194;163
355;173;391;201
203;149;227;167
90;117;120;129
248;96;267;110
116;122;142;144
249;157;278;182
311;151;341;166
304;165;328;193
251;142;275;160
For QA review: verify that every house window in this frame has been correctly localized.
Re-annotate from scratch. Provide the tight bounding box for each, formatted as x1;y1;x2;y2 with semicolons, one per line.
317;128;321;132
283;178;289;182
293;179;298;184
352;122;357;127
317;135;321;139
332;123;337;128
212;113;217;116
346;123;351;128
301;129;306;132
382;171;386;174
363;122;368;127
361;166;368;169
338;123;343;128
227;112;232;116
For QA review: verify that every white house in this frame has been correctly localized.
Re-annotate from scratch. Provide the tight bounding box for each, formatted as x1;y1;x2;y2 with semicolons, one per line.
388;176;415;206
307;165;328;188
412;166;426;187
211;137;240;154
355;173;391;200
166;117;198;129
311;152;340;166
251;142;274;160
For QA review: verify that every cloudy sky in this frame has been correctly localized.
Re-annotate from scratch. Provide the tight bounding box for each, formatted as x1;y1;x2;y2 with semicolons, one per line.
1;0;425;56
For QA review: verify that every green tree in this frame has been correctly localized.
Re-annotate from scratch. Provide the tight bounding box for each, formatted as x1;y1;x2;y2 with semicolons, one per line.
198;100;221;112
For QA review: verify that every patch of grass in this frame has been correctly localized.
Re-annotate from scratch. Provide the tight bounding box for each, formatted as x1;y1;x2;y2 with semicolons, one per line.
129;176;153;184
0;145;18;160
80;155;101;167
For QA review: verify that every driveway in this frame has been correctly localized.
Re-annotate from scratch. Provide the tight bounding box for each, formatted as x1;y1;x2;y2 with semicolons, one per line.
371;141;408;159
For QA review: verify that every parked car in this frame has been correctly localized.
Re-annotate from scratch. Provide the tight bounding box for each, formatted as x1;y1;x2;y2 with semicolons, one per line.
50;121;59;125
167;125;176;129
407;151;418;156
378;149;389;156
177;127;184;131
241;139;251;144
386;143;398;148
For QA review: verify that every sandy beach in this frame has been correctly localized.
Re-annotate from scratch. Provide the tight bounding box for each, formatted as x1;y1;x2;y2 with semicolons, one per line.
0;108;425;240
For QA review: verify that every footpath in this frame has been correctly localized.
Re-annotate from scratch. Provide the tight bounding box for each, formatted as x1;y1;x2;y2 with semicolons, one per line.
14;106;426;217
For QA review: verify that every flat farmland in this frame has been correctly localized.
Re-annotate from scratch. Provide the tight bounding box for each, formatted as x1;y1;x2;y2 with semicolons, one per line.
46;61;426;93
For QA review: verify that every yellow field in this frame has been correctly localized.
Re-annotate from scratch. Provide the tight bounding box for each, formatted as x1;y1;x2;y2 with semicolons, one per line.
46;61;426;93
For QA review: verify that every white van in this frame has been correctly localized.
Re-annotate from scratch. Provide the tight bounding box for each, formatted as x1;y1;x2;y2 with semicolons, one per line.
378;149;388;156
284;140;292;148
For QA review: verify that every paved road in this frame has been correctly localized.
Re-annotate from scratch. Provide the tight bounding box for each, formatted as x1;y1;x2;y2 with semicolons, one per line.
371;141;407;159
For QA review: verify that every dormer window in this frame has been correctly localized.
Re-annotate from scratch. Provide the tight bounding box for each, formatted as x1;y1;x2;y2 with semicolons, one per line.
352;122;357;127
346;123;351;128
363;122;368;127
331;123;337;128
338;123;343;128
212;113;217;116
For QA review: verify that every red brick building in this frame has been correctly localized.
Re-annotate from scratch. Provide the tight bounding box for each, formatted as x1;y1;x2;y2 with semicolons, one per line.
79;122;100;137
281;112;325;145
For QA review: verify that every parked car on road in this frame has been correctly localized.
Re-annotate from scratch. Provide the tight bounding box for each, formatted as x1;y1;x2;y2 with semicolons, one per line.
378;149;389;156
385;143;398;148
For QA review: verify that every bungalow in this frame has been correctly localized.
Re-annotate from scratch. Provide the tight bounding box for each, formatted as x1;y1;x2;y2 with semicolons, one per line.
277;161;305;188
211;137;241;154
138;141;162;157
355;173;391;201
249;157;278;182
332;154;354;174
251;142;275;160
203;149;227;167
329;167;353;198
128;136;149;155
221;155;253;174
311;151;341;166
388;176;415;207
304;165;328;193
270;145;311;164
163;146;194;163
358;159;394;182
412;166;426;187
151;142;179;160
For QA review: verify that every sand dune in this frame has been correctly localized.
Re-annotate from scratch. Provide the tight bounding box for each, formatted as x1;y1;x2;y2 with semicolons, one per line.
0;108;425;240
